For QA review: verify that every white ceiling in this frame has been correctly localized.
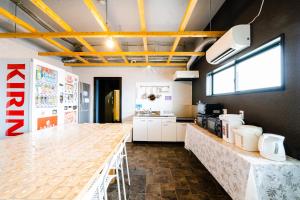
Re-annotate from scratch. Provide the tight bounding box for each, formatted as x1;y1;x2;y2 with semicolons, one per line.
1;0;225;52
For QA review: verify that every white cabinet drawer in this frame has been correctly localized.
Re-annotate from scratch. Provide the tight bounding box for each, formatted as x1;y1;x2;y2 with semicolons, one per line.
147;118;162;141
176;123;187;142
162;118;176;123
133;118;148;141
162;120;176;142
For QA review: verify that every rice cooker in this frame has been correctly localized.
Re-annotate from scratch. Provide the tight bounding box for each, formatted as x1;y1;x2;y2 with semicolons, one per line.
219;114;244;143
232;125;263;151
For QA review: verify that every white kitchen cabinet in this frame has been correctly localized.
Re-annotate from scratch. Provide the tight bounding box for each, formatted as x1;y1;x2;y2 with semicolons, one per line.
133;118;148;141
133;117;182;142
147;118;162;141
162;118;177;141
176;123;188;142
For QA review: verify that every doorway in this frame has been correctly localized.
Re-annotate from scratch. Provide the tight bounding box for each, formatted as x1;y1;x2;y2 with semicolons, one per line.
94;77;122;123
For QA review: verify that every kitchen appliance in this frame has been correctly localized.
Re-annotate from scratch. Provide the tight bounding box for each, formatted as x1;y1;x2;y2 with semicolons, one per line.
207;117;222;137
258;134;286;161
196;114;208;128
173;70;199;81
219;114;244;143
79;82;90;123
197;102;223;115
104;90;120;122
233;125;263;151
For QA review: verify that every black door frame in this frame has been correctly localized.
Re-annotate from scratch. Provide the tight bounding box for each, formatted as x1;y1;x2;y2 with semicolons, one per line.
93;77;122;123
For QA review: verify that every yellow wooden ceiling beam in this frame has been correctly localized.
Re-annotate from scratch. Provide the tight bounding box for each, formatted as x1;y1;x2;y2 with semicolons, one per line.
65;62;187;67
83;0;128;63
30;0;107;63
0;7;88;63
38;51;205;57
137;0;148;62
0;31;224;38
83;0;108;32
0;7;35;32
167;0;198;63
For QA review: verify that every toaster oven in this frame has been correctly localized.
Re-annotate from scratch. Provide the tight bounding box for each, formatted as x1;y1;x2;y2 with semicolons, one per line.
196;114;208;128
207;117;222;138
197;102;224;115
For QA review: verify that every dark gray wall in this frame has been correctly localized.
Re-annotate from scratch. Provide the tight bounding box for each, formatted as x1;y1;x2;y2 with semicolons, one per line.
192;0;300;159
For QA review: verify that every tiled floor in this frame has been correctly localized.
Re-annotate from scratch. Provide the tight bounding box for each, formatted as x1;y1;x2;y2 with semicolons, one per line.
108;143;231;200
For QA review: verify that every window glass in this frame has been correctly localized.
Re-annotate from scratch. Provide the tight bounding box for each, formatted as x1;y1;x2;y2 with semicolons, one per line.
206;74;212;96
236;45;282;91
206;36;283;96
213;67;235;94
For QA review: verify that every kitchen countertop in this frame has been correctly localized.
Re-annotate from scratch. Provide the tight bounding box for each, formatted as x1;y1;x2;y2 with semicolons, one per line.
0;123;132;200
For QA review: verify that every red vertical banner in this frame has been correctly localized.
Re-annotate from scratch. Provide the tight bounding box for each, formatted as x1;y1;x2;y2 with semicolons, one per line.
5;64;26;136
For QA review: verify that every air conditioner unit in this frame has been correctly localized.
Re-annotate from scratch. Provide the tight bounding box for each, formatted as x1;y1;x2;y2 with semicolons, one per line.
173;71;199;81
206;24;251;65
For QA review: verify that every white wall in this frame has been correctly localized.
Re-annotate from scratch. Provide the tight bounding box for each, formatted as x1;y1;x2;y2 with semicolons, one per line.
0;37;193;123
72;67;193;122
0;37;71;72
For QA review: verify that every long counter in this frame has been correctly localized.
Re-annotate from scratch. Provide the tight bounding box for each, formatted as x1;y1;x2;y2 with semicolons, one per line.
0;123;132;200
185;124;300;200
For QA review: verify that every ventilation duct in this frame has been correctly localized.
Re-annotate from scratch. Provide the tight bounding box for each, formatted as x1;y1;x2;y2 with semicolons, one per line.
186;38;217;70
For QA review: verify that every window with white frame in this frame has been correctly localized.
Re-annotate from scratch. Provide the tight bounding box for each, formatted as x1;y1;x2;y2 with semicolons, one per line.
206;36;284;96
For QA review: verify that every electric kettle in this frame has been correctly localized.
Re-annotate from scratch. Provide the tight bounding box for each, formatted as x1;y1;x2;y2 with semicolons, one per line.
258;134;286;161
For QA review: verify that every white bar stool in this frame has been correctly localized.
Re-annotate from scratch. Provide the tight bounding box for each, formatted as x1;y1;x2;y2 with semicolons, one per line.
121;134;131;186
86;133;131;200
105;144;123;200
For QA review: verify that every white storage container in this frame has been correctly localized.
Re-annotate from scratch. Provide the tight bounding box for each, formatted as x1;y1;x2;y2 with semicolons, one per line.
219;114;244;143
233;125;263;151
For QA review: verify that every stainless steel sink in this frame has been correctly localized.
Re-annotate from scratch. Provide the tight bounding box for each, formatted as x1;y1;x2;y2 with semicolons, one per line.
135;111;161;117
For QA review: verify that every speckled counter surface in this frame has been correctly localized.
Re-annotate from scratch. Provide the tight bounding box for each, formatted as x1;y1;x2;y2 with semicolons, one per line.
0;123;132;200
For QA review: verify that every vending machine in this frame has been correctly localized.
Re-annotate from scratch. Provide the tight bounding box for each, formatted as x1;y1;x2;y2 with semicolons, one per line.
0;58;79;137
30;59;61;131
30;59;79;131
63;72;79;124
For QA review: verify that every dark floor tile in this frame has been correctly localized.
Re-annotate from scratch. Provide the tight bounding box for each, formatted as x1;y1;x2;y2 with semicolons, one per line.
108;143;231;200
128;193;145;200
154;167;172;177
178;193;209;200
146;184;161;194
145;193;161;200
161;190;177;200
175;188;190;197
173;176;189;189
161;183;176;191
153;175;172;184
146;175;155;185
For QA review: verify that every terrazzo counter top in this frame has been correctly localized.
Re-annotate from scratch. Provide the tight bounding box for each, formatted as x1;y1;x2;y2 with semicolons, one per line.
0;123;132;200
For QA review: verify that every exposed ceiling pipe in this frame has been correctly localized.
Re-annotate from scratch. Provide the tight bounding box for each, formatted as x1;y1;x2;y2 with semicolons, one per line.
186;38;217;70
9;0;77;47
62;56;189;63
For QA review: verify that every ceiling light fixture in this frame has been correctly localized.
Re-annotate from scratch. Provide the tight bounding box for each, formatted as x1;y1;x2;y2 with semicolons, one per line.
97;0;106;5
104;0;114;49
106;37;115;49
